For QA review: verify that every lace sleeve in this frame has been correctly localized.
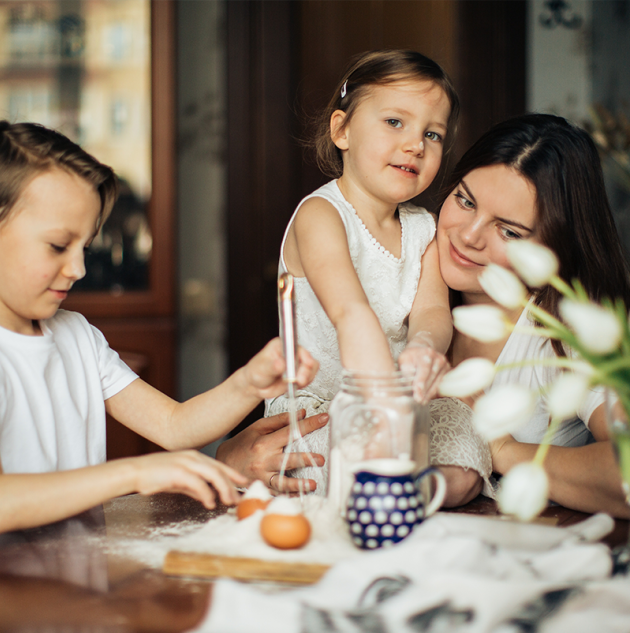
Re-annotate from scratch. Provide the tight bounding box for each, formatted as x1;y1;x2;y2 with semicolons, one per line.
430;397;496;498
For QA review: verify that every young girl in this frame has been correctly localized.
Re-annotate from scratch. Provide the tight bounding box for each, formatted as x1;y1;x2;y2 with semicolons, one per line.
266;50;459;491
0;121;318;533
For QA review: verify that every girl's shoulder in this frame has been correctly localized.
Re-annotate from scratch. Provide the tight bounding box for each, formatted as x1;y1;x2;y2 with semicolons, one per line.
398;202;436;249
298;180;343;208
398;201;435;224
293;180;354;230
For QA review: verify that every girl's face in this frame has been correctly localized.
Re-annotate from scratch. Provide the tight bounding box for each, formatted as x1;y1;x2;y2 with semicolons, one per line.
437;164;538;304
331;79;451;210
0;168;101;334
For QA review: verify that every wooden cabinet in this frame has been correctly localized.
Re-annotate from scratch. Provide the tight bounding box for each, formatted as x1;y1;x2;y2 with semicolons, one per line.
63;1;176;459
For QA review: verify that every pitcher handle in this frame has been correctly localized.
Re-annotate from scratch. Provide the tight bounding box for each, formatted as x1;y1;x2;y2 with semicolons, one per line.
415;466;447;518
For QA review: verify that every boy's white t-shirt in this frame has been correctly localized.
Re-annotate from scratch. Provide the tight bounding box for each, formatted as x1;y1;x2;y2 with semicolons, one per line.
0;309;138;473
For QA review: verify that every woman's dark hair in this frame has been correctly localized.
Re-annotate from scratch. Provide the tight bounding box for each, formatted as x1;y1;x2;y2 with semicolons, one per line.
311;49;460;178
0;121;118;232
440;113;630;355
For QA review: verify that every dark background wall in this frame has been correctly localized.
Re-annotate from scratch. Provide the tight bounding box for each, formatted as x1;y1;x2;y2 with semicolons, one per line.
224;0;527;433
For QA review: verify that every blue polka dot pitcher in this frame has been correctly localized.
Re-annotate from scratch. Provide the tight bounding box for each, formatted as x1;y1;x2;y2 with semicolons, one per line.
345;458;446;550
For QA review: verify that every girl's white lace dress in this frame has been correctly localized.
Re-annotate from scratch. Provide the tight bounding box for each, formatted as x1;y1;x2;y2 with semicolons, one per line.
266;180;437;492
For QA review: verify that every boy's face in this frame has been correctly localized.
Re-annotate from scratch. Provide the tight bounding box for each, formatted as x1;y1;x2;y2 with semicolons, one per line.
0;168;101;334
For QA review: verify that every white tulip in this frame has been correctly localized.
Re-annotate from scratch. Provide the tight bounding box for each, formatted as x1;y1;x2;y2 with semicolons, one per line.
473;384;536;440
559;299;623;355
479;264;528;309
497;462;549;522
507;241;559;287
570;360;596;380
546;372;590;421
452;305;511;343
438;358;496;397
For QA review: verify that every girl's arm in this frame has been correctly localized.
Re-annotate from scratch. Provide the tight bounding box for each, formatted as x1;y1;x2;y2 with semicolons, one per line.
490;404;630;518
399;238;453;401
287;197;395;373
0;452;247;533
105;338;318;451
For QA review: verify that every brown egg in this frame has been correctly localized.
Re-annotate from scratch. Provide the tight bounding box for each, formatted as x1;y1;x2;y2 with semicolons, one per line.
260;513;311;549
237;498;270;520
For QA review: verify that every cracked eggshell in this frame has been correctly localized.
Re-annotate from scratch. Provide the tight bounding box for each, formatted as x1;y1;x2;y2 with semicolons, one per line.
260;496;311;549
236;480;273;520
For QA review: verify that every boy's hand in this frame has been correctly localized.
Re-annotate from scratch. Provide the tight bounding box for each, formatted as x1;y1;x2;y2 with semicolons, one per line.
130;451;248;508
242;338;319;400
399;332;450;404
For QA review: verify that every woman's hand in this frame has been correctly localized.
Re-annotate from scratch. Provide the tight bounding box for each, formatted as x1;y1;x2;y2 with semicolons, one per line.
438;465;483;507
242;338;319;400
489;434;518;474
399;332;450;403
129;450;248;509
216;410;328;494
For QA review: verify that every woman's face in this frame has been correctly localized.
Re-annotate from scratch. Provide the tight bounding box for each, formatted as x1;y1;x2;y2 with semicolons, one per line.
437;164;538;303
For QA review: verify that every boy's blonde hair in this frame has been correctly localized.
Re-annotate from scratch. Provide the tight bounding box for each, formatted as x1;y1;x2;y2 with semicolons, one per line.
311;50;460;178
0;121;118;232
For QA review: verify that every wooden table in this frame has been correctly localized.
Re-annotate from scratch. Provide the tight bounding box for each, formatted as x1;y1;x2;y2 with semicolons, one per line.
0;492;627;632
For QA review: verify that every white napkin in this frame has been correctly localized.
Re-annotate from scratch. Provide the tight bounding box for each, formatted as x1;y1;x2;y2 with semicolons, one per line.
194;513;627;633
415;511;616;550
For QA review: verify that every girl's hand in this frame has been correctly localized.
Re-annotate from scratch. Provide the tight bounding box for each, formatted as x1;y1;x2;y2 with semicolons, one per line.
399;332;450;404
216;410;328;494
130;450;248;509
242;338;319;400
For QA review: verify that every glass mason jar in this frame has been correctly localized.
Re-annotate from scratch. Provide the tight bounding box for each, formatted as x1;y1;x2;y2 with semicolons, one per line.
327;370;431;514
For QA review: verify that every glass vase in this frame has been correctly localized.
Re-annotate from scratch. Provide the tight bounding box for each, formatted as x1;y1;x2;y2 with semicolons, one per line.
326;370;431;514
605;387;630;573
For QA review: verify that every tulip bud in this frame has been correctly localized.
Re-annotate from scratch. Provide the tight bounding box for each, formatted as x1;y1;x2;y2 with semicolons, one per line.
546;372;590;421
507;241;559;288
559;299;622;355
452;305;511;343
473;384;536;440
438;358;496;397
571;360;596;380
497;461;549;522
479;264;528;309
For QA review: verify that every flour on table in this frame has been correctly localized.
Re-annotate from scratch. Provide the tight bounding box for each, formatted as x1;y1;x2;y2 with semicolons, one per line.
106;495;360;569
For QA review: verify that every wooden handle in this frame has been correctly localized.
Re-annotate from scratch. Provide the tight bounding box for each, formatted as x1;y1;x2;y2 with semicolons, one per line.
163;551;330;585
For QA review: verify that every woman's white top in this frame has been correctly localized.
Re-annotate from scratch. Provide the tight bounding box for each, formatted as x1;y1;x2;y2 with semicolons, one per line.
491;305;603;446
430;305;604;500
269;179;437;410
0;309;138;473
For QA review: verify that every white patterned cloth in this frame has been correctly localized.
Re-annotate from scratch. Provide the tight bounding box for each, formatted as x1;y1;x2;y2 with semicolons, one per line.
198;513;624;633
265;180;436;491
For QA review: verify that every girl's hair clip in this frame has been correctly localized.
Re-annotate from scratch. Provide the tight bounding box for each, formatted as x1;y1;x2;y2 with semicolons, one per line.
340;80;348;99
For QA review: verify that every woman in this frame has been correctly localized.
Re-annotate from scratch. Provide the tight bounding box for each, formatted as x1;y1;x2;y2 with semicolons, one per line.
432;113;630;517
219;113;630;517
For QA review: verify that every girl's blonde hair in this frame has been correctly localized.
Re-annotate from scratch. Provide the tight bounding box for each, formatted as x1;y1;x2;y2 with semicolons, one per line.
311;50;460;178
0;121;118;232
